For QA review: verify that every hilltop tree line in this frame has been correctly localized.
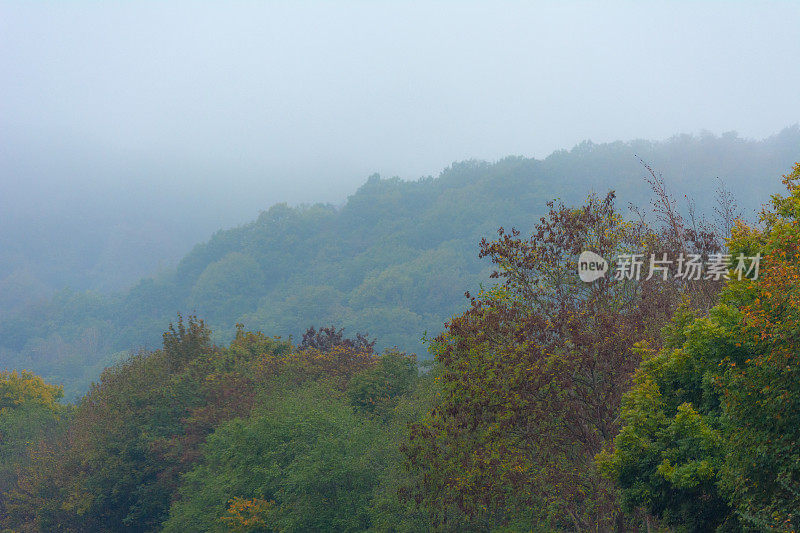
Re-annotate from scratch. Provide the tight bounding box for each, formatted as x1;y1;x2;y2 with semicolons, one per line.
2;162;799;531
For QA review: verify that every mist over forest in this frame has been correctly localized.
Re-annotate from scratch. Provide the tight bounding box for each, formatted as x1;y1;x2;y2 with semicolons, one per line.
2;128;799;398
2;2;800;531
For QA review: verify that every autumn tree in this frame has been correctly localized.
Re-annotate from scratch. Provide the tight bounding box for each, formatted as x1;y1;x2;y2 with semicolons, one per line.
5;316;224;531
298;325;375;353
0;371;65;525
718;163;800;529
600;163;800;531
403;191;686;529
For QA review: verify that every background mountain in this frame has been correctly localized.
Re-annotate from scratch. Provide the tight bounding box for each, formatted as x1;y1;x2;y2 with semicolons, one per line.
1;128;798;398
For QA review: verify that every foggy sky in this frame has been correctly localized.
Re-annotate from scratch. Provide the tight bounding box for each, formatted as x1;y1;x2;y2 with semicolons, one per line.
2;1;800;223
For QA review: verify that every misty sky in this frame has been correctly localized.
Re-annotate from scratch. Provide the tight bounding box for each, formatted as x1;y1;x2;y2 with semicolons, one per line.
2;1;800;222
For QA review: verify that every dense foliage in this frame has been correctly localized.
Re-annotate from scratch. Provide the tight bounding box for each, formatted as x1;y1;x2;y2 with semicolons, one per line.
0;370;66;522
400;162;729;530
1;317;433;531
599;163;800;531
2;129;799;398
1;159;799;531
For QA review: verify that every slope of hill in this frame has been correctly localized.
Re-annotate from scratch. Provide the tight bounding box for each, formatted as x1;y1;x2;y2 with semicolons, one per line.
1;127;798;398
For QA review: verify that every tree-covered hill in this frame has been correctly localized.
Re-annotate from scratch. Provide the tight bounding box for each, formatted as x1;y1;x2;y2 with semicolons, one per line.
1;128;798;398
7;163;800;531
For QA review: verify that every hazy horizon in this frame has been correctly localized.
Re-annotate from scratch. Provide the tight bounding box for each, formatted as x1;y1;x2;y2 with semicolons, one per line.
3;2;800;215
2;1;800;295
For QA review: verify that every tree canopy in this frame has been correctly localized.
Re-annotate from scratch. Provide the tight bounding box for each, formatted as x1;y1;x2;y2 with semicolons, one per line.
2;160;800;532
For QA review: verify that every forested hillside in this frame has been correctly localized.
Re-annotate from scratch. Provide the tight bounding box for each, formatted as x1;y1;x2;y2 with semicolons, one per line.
4;161;800;531
1;128;798;398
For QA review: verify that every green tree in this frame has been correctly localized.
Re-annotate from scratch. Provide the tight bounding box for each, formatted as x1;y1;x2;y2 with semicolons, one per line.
596;307;741;531
347;350;417;417
163;381;385;533
600;163;800;531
